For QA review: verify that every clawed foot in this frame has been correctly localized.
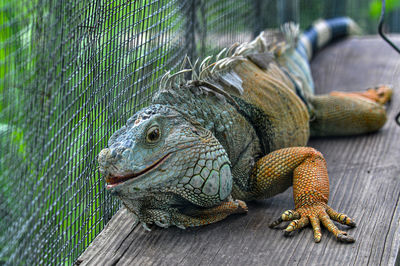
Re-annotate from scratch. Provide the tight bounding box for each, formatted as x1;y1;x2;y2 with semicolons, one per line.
269;204;356;243
330;85;393;105
364;85;393;104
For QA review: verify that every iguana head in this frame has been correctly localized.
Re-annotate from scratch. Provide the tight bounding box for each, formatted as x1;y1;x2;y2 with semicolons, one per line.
98;104;232;208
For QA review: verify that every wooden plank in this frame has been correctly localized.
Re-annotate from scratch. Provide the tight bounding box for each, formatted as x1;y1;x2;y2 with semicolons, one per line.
76;36;400;266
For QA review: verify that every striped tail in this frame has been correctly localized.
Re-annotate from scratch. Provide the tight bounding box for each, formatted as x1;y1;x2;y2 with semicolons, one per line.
297;17;360;61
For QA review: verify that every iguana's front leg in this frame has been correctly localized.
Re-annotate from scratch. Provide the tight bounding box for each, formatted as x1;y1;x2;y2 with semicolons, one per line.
249;147;356;243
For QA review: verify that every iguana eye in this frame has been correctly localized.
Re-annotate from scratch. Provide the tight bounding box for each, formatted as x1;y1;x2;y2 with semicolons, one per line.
146;126;161;143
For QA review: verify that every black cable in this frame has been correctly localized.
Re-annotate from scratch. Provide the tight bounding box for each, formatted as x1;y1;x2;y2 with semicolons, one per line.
396;112;400;125
378;0;400;126
379;0;400;53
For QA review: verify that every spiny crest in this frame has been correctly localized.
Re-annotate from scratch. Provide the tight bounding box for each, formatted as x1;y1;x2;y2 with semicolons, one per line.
159;42;243;92
159;22;302;92
233;22;300;58
280;22;300;50
158;43;245;109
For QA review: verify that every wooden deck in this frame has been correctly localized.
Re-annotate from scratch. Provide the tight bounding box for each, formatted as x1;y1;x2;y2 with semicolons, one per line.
76;36;400;266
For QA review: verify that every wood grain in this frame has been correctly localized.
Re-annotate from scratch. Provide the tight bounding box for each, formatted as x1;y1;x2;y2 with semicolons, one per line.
76;36;400;266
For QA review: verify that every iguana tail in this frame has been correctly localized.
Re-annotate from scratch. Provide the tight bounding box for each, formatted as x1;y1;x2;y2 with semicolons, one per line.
297;17;360;61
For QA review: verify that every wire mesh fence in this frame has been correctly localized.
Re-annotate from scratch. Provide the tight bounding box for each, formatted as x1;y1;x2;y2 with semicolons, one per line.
0;0;399;264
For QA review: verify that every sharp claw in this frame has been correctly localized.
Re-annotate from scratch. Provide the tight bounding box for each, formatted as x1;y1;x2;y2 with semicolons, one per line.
234;200;249;214
155;221;169;228
348;220;356;227
141;222;152;232
176;224;186;230
337;233;356;243
269;218;283;228
314;232;322;243
283;230;293;237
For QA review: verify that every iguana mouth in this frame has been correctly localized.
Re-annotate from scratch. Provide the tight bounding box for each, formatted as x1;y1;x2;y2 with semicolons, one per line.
105;153;171;189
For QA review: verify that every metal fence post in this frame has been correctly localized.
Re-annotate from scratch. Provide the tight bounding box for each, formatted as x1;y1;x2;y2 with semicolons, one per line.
198;0;207;58
185;0;197;61
253;0;263;37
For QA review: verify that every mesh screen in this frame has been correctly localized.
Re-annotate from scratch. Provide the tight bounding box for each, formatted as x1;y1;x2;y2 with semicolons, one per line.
1;0;399;264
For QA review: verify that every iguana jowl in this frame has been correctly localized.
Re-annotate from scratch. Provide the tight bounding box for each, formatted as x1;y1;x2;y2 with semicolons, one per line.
98;17;392;243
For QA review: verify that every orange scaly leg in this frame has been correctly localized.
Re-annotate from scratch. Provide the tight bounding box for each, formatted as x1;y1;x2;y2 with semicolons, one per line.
250;147;356;243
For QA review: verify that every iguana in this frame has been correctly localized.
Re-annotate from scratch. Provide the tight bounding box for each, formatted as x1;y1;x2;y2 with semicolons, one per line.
98;17;392;243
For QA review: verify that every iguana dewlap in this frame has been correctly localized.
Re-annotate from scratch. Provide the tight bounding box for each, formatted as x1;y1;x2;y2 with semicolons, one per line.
98;17;392;243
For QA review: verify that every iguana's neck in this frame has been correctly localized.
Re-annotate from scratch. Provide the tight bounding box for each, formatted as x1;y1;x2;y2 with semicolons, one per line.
152;85;261;166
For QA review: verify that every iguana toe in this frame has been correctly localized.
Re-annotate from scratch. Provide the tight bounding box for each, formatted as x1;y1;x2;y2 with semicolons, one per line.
235;200;248;214
269;209;300;228
273;204;356;243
